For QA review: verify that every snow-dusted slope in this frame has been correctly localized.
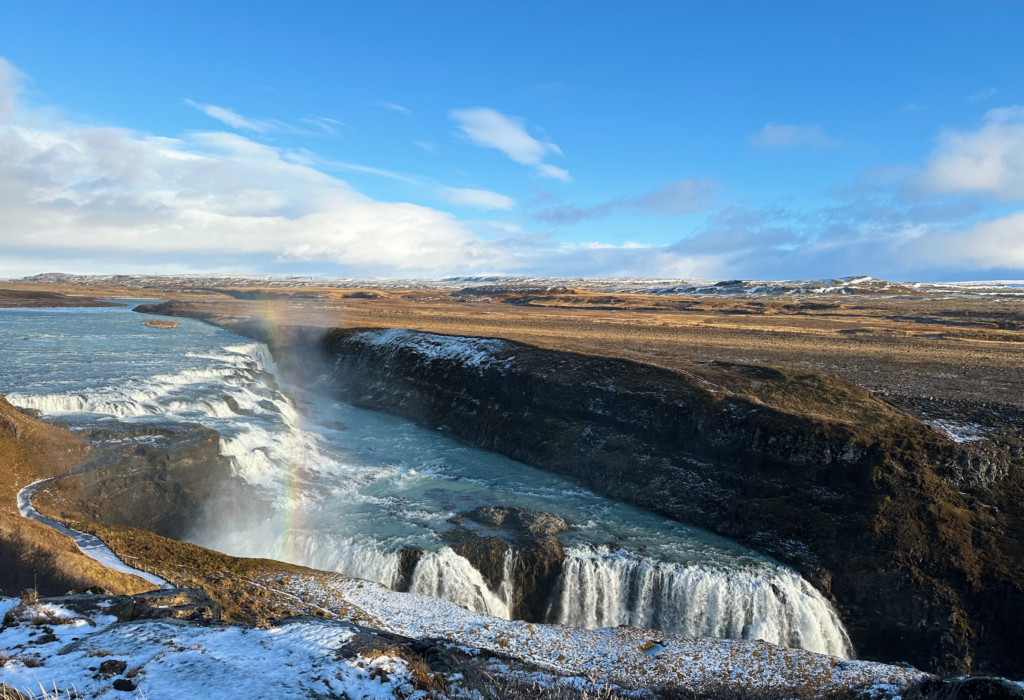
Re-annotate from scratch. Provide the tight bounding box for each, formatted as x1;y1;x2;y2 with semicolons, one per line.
0;599;439;700
277;572;924;694
16;272;1024;298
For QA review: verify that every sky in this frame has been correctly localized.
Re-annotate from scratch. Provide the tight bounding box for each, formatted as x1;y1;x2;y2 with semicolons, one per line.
1;1;1023;281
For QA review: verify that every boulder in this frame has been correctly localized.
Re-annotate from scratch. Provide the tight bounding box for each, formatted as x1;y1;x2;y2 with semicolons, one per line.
446;506;569;622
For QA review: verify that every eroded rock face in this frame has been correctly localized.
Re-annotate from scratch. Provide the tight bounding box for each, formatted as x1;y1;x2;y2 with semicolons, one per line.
445;506;569;622
36;422;246;542
392;547;424;593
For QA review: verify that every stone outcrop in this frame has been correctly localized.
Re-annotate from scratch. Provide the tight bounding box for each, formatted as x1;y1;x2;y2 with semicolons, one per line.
44;588;222;626
445;506;569;622
35;421;244;542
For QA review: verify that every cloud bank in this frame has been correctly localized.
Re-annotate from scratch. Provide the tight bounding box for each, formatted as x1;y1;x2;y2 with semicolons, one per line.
534;179;716;225
916;106;1024;200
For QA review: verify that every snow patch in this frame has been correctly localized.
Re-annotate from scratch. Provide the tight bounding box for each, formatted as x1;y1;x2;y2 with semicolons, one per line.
351;328;512;371
16;479;169;588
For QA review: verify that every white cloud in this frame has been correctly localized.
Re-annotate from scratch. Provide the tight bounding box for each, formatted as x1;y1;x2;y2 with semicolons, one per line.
185;100;274;133
749;123;840;150
438;187;516;211
906;211;1024;270
0;123;495;270
534;164;572;182
916;106;1024;200
366;100;411;114
534;178;715;224
966;88;998;103
301;117;344;135
414;141;438;154
450;107;570;181
0;57;24;120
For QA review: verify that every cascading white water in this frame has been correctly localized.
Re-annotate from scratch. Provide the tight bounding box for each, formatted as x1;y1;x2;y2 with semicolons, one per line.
409;548;514;619
553;546;851;657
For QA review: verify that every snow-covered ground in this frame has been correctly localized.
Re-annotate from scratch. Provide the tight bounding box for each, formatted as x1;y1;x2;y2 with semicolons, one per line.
0;578;927;700
0;598;448;699
277;572;924;694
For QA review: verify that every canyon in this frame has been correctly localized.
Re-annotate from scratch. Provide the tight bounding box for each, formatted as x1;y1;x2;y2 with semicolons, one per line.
2;278;1023;692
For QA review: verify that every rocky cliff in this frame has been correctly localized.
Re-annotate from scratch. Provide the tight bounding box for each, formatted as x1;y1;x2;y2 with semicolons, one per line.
0;395;156;597
34;421;245;542
289;327;1022;675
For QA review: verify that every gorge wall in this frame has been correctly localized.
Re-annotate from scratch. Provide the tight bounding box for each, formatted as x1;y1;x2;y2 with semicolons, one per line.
299;327;1023;675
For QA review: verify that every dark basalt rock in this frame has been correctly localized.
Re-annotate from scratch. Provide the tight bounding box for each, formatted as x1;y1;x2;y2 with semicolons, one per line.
904;677;1024;700
284;327;1023;675
39;422;251;542
393;547;424;593
98;659;128;677
47;588;222;629
445;506;569;622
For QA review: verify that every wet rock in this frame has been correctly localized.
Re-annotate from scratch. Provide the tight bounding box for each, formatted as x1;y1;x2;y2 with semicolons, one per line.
447;506;569;622
393;547;424;593
258;399;282;414
224;396;253;416
464;506;569;538
112;679;137;692
904;677;1024;700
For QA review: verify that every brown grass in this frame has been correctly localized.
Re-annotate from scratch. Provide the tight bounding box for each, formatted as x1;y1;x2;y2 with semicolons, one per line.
43;517;382;628
128;288;1024;412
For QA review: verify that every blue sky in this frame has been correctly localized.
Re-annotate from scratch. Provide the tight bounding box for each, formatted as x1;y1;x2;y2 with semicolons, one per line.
1;1;1022;280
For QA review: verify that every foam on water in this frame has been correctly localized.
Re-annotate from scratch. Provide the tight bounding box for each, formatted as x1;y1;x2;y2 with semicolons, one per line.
0;303;853;657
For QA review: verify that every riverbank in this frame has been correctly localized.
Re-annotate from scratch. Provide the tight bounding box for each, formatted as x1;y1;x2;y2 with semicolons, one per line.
0;290;125;308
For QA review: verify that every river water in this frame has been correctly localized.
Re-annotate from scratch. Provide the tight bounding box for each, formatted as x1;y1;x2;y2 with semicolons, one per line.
0;302;852;656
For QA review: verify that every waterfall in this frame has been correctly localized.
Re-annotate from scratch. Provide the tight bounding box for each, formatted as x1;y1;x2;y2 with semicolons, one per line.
409;548;515;619
552;546;852;658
